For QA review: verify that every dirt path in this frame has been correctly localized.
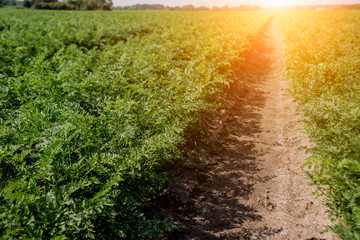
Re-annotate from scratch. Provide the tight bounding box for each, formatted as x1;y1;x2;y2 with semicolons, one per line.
149;20;340;240
226;21;339;240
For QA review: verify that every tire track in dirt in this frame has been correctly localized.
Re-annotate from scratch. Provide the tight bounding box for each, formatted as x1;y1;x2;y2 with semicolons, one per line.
148;19;340;240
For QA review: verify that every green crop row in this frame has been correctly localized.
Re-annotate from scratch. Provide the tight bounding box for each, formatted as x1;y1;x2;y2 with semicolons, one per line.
278;11;360;239
0;9;271;239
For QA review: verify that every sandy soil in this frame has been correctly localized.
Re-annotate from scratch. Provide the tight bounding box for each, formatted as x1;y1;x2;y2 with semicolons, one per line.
148;20;340;240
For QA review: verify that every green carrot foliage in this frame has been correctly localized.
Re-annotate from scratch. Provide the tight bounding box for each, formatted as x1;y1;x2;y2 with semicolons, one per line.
278;11;360;239
0;9;271;239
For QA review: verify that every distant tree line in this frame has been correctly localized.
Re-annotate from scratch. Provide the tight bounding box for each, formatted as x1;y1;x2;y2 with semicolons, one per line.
2;1;360;11
341;4;360;9
113;3;360;11
0;0;16;7
113;4;261;11
0;0;112;9
282;4;360;10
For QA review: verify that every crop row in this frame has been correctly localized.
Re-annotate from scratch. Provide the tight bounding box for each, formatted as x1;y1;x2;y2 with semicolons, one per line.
278;11;360;239
0;10;271;239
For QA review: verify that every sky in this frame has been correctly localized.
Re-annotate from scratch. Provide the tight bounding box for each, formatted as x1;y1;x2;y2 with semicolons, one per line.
113;0;360;7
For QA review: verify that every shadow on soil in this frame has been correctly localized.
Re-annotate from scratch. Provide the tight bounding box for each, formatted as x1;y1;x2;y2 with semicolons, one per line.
145;27;283;239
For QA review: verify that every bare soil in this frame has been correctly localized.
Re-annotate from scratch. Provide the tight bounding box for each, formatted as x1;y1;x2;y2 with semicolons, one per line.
147;20;340;240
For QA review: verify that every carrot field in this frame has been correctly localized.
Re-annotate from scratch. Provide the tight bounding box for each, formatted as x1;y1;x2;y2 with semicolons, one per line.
0;9;271;239
1;7;360;240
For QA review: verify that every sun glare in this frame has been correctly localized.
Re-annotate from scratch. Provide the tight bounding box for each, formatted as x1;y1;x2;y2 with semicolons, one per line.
263;0;289;8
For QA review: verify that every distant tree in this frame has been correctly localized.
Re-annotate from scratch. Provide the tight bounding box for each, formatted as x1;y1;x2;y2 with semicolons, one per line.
122;4;164;10
102;0;111;10
29;0;111;10
197;5;209;10
24;0;31;7
5;0;17;5
222;5;229;10
171;6;181;10
0;0;4;7
182;4;195;10
342;4;360;9
76;0;112;10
